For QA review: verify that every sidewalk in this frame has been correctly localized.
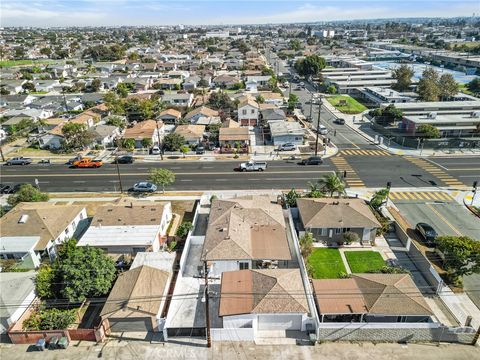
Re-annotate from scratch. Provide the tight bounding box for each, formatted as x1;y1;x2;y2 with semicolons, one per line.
322;100;480;158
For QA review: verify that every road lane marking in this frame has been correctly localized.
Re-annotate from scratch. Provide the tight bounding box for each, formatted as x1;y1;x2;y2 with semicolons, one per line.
426;204;462;236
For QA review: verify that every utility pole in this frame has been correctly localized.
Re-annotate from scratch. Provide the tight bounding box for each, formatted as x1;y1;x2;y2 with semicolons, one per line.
472;181;478;206
114;157;124;194
314;97;322;157
204;260;211;348
0;144;4;162
309;93;314;119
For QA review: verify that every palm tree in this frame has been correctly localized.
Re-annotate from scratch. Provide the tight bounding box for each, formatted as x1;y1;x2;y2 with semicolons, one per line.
318;172;346;197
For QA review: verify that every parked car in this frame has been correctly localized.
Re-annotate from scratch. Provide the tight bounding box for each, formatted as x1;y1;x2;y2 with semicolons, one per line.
415;223;438;246
67;155;87;165
11;183;29;193
131;182;157;193
300;156;323;165
72;159;103;168
151;146;161;155
278;143;296;151
334;118;345;125
196;146;205;155
239;161;267;172
316;125;328;135
115;155;134;164
5;157;32;166
0;184;12;194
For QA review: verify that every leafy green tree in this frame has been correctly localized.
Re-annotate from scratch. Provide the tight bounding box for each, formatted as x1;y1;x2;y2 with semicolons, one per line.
115;83;129;98
285;188;300;207
40;47;52;56
82;44;125;61
318;173;346;197
392;64;414;91
105;115;126;130
306;182;325;198
176;221;193;237
326;85;337;94
342;231;360;244
124;98;155;122
417;67;440;101
59;246;116;302
7;184;49;207
466;78;480;96
289;39;302;51
438;73;458;100
128;52;139;60
61;122;93;150
436;236;480;286
122;138;136;150
180;145;189;158
90;78;102;92
417;124;440;139
208;91;234;111
141;137;153;148
261;66;275;76
35;265;55;299
287;93;299;111
370;188;390;209
294;55;326;77
22;82;36;92
299;232;314;258
103;91;124;114
149;168;175;193
163;133;186;151
256;95;265;104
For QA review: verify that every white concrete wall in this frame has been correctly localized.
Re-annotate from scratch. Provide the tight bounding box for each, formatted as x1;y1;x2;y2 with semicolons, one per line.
210;260;249;277
211;328;255;341
257;314;303;331
223;314;255;328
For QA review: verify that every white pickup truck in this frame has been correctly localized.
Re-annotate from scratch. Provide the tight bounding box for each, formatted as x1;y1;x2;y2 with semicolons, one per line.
239;161;267;172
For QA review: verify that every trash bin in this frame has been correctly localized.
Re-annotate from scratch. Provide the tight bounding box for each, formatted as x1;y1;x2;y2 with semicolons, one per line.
35;338;46;351
49;336;59;349
58;337;69;349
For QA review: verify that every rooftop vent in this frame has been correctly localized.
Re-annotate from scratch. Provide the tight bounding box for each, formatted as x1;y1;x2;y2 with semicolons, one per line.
428;112;437;119
18;214;29;224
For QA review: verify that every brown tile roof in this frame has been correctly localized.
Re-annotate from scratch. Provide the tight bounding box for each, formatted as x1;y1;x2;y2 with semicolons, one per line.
91;198;169;226
222;119;240;128
297;198;381;229
0;202;85;251
124;120;163;140
185;106;219;120
202;196;291;261
174;124;205;140
219;127;249;141
259;103;277;110
219;269;309;316
238;98;259;109
159;108;182;119
312;274;432;316
101;265;170;317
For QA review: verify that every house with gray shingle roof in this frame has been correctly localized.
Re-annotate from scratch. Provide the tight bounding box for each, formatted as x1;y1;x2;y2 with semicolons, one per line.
296;198;381;245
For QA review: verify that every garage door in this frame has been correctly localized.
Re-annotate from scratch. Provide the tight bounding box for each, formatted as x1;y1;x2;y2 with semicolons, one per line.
257;315;302;331
107;317;153;332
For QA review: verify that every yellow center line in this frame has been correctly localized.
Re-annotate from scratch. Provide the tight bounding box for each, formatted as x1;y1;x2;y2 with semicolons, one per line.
426;204;462;236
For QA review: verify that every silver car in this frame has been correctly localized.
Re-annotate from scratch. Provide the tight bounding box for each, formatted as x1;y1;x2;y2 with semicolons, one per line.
278;143;296;151
132;182;157;193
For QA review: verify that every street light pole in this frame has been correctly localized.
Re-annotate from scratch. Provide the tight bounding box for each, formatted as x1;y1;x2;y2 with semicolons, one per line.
114;156;124;194
314;97;322;157
309;93;314;119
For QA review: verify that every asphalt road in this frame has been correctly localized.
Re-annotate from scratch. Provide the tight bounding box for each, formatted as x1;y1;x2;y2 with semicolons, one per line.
1;157;478;192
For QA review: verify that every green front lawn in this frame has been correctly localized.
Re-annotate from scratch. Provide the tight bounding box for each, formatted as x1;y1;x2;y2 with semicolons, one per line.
326;95;368;114
0;59;57;68
307;248;346;279
344;251;385;273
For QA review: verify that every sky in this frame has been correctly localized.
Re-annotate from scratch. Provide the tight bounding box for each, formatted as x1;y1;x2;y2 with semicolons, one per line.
1;0;479;28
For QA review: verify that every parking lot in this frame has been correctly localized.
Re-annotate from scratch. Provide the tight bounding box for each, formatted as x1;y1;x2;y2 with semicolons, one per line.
392;193;480;308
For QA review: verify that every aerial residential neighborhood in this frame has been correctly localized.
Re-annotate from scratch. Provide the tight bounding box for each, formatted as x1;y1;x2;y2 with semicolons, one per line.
0;1;479;359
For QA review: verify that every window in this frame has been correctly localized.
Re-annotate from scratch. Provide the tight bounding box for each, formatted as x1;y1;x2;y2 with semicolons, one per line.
320;228;328;236
251;109;255;114
335;228;342;234
80;213;84;220
342;228;351;233
239;261;249;270
242;109;247;115
65;227;69;235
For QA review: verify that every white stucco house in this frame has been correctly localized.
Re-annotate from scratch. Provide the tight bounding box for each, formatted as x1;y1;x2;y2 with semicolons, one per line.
77;199;173;255
237;98;259;126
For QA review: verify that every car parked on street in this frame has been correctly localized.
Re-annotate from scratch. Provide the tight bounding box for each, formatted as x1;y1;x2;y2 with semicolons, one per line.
300;156;323;165
238;161;267;172
114;155;134;164
67;155;87;165
196;146;205;154
278;143;296;151
131;182;157;193
0;184;12;194
151;146;161;155
5;157;32;166
334;118;346;125
415;222;438;246
316;125;328;135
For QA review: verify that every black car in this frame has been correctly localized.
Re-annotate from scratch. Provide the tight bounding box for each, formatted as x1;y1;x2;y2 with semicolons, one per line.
300;156;323;165
334;118;346;125
0;184;12;194
11;183;29;193
115;155;134;164
415;222;438;246
196;146;205;155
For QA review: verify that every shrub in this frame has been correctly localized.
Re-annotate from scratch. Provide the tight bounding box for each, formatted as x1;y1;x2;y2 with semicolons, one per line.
35;265;55;299
342;231;360;244
176;221;193;238
23;307;77;331
167;240;177;252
